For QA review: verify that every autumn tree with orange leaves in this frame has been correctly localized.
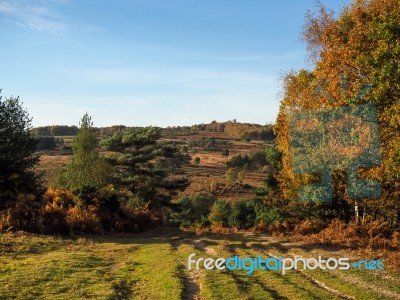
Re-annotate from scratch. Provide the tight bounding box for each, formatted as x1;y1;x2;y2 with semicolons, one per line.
274;0;400;227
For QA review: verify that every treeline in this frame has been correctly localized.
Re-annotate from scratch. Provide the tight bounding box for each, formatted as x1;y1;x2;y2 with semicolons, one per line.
36;136;64;151
32;121;275;142
169;194;278;229
32;125;78;136
31;125;128;136
190;120;275;141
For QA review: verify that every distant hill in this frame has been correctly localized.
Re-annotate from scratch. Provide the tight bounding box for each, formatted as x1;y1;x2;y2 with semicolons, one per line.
32;120;275;141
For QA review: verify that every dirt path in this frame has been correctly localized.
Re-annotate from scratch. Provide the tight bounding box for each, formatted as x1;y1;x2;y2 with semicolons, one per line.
170;237;202;300
182;268;201;300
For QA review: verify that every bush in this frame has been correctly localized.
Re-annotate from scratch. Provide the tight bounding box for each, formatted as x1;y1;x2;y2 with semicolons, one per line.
255;186;268;196
36;136;57;151
255;205;283;224
225;168;238;185
309;219;394;248
193;157;200;166
41;186;156;234
208;200;231;227
169;193;216;227
226;155;252;169
0;193;44;232
228;200;257;229
66;206;103;235
293;218;327;235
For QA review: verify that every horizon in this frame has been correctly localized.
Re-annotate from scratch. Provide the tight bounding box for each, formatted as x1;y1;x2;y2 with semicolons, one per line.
1;0;351;128
31;118;274;129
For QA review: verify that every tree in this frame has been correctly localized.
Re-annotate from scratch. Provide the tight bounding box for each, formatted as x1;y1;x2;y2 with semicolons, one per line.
169;193;216;227
193;157;201;166
221;149;230;157
154;144;191;174
36;136;57;151
225;168;238;185
204;137;216;151
52;113;110;190
249;151;267;168
0;92;43;231
102;127;189;208
0;93;38;176
209;200;231;227
265;145;282;172
228;200;256;229
274;0;400;225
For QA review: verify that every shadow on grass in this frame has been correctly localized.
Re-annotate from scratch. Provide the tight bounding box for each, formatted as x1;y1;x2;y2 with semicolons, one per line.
107;278;136;300
226;271;289;300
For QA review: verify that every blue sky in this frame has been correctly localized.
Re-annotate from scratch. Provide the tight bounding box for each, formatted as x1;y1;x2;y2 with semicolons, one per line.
0;0;351;127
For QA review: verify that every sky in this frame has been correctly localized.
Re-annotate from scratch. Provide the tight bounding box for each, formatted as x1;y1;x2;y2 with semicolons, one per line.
0;0;351;128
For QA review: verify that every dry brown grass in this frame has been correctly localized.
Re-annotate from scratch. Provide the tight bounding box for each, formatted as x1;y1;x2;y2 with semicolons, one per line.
35;154;70;183
285;218;400;271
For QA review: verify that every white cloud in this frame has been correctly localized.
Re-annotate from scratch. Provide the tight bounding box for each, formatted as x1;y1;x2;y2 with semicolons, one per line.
0;0;68;34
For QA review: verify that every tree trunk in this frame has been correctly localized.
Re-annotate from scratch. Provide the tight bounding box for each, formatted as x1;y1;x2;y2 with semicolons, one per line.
355;200;359;224
397;209;400;230
362;199;366;224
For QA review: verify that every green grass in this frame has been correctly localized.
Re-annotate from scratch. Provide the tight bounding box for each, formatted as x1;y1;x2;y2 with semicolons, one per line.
0;231;182;299
1;229;399;300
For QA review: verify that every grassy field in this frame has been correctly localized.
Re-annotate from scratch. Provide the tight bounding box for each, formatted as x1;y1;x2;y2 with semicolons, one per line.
1;228;399;300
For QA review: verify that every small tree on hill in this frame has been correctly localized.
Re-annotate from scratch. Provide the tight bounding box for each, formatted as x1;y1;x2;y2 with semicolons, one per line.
52;113;111;190
222;149;230;157
225;168;238;185
193;157;201;166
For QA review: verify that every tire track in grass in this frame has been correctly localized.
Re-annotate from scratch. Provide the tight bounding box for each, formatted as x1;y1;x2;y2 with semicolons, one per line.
180;264;202;300
282;242;400;296
331;269;400;300
209;243;287;300
188;235;277;299
227;270;288;300
170;237;202;300
222;235;331;299
252;246;355;299
237;235;355;300
285;251;400;300
169;231;249;299
234;244;336;299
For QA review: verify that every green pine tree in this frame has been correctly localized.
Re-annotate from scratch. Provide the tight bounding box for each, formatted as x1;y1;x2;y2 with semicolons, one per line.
102;126;189;208
52;113;110;190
